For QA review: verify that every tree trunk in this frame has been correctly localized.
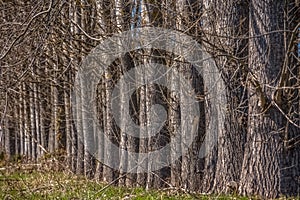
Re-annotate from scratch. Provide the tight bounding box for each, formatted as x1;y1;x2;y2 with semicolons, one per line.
202;0;249;194
239;0;285;198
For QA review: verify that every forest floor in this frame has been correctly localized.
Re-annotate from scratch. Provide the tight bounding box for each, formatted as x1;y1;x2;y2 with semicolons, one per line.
0;159;292;199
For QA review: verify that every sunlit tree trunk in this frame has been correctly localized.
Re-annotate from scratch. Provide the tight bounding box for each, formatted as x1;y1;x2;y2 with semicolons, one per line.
29;79;37;160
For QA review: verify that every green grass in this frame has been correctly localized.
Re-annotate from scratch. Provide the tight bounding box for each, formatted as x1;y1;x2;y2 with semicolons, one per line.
0;164;251;199
0;158;298;199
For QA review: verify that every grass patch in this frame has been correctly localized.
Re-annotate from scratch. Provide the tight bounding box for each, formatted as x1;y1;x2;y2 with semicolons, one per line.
0;164;255;199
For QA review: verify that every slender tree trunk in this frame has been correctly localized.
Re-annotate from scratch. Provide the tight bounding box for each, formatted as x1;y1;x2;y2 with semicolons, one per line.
278;1;300;196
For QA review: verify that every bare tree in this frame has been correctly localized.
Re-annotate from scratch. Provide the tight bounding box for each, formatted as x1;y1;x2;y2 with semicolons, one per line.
0;0;299;198
238;0;298;198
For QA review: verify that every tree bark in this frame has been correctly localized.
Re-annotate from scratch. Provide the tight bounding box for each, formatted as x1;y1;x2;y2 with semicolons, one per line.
239;0;285;198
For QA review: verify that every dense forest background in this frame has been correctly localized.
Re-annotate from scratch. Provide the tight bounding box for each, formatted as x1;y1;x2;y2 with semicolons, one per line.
0;0;299;198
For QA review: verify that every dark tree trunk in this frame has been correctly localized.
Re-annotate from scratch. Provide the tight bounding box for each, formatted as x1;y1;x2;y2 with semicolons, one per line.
239;0;285;198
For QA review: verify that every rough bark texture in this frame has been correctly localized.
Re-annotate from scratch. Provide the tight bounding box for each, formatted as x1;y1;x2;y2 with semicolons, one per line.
0;0;299;198
201;0;248;193
239;0;286;198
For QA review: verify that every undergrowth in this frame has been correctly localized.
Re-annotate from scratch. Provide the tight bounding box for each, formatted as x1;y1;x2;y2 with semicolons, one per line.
0;159;294;199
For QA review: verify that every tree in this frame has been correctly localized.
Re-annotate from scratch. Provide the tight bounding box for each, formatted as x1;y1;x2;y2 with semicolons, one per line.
0;0;299;198
200;0;248;193
238;0;298;198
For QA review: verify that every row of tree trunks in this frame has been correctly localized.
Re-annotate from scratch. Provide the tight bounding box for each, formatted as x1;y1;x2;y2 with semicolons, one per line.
0;0;299;198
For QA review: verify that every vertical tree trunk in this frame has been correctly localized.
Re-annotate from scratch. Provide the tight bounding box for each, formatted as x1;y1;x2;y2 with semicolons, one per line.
34;81;42;159
278;0;300;195
212;0;248;194
201;0;249;193
24;83;31;159
19;86;25;157
102;69;119;183
239;0;285;198
29;77;37;160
